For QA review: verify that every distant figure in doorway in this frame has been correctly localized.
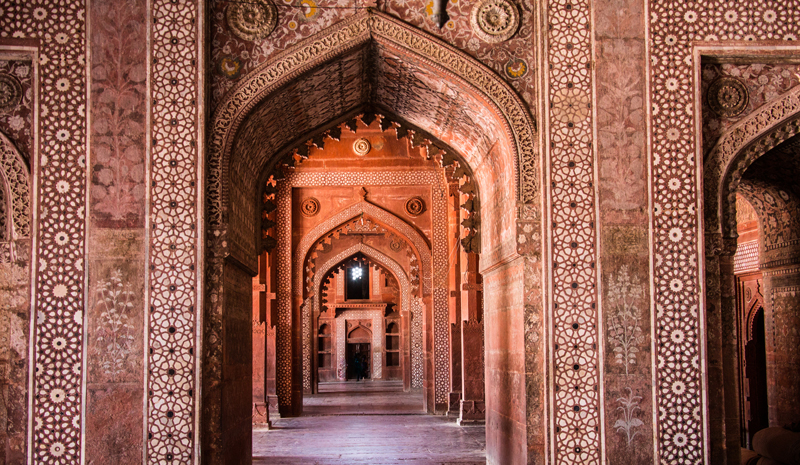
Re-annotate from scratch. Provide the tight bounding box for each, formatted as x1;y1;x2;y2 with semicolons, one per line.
353;353;363;381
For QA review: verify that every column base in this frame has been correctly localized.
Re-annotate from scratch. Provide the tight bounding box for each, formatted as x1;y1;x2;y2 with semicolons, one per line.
457;399;486;425
252;402;272;429
447;391;462;419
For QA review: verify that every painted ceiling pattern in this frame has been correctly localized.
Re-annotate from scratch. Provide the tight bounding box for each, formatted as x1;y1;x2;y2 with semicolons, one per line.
649;0;800;462
210;0;536;107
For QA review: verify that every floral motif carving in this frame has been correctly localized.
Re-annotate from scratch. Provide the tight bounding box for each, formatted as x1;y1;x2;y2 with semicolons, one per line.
0;73;22;109
470;0;520;43
614;387;644;446
226;0;278;41
352;138;371;156
607;266;644;376
707;76;749;118
404;196;425;217
299;197;320;217
93;270;136;382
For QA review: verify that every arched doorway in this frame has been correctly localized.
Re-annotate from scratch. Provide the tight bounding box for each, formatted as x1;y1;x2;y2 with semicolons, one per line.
704;84;800;463
204;10;539;464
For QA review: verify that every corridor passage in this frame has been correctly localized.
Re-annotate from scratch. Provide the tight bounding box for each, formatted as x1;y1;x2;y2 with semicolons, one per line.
252;381;486;464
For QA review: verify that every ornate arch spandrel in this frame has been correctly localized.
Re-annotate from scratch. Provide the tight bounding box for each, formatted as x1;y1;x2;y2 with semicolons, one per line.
207;10;536;228
0;131;31;241
704;85;800;241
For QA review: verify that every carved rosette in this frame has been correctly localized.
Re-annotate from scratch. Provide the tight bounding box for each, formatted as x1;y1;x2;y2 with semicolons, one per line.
470;0;520;43
707;76;749;118
226;0;278;41
300;197;320;217
404;197;425;217
0;74;22;109
352;137;371;156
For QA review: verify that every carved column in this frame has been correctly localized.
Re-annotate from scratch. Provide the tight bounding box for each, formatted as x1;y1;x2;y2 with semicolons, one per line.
447;183;463;417
459;252;485;424
252;253;271;427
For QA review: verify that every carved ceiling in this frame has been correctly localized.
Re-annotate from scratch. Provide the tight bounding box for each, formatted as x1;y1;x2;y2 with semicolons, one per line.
229;40;507;202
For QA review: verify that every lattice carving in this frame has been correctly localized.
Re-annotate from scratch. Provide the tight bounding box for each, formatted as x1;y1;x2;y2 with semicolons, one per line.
0;132;30;239
649;4;800;462
0;3;90;463
547;0;601;461
145;1;200;463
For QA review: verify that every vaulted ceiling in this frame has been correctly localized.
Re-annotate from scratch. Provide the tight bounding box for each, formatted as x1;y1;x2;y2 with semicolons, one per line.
228;40;508;198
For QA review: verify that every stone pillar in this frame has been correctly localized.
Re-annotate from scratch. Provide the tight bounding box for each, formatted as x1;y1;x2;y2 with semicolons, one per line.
252;253;270;427
448;183;463;417
459;252;485;424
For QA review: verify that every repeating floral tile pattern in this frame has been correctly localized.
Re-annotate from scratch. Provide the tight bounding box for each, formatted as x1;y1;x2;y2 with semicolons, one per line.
145;0;199;463
0;2;87;463
547;0;601;461
649;0;800;462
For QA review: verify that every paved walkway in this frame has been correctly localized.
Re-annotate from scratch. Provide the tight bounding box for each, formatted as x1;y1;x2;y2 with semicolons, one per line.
253;381;486;464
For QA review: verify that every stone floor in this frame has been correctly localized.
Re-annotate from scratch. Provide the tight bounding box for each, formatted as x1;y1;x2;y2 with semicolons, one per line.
253;380;486;464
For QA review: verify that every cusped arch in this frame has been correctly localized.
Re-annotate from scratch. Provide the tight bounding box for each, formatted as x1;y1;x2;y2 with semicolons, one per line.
0;131;31;241
312;242;422;387
208;10;537;228
295;200;432;296
704;85;800;240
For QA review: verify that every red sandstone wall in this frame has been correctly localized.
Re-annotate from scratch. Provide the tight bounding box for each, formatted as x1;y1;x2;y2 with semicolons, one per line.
484;258;526;465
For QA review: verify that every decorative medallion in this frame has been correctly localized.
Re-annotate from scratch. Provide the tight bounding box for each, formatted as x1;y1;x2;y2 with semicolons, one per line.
504;57;528;79
353;138;371;156
226;0;278;41
300;197;320;217
470;0;520;43
707;76;749;118
217;56;242;79
404;197;425;217
0;74;22;110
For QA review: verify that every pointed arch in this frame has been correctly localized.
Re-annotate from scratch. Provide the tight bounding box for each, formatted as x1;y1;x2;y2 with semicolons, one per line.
207;9;537;228
704;85;800;241
311;242;421;387
295;199;432;296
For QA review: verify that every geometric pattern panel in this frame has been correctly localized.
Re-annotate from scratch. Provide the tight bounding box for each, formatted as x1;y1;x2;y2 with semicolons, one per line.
649;1;800;462
145;1;200;463
0;3;88;463
546;0;602;461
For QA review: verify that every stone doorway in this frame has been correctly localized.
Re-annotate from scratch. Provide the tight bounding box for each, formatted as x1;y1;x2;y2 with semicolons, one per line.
345;341;371;380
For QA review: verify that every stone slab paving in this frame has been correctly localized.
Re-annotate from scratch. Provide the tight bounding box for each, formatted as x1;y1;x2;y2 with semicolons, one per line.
253;381;486;464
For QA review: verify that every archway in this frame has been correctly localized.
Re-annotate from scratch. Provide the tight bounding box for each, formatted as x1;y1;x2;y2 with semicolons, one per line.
311;243;418;392
204;10;538;464
703;85;800;463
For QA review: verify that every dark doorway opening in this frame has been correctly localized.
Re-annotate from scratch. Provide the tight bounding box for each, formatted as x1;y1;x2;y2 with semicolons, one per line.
744;307;769;447
346;342;371;380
